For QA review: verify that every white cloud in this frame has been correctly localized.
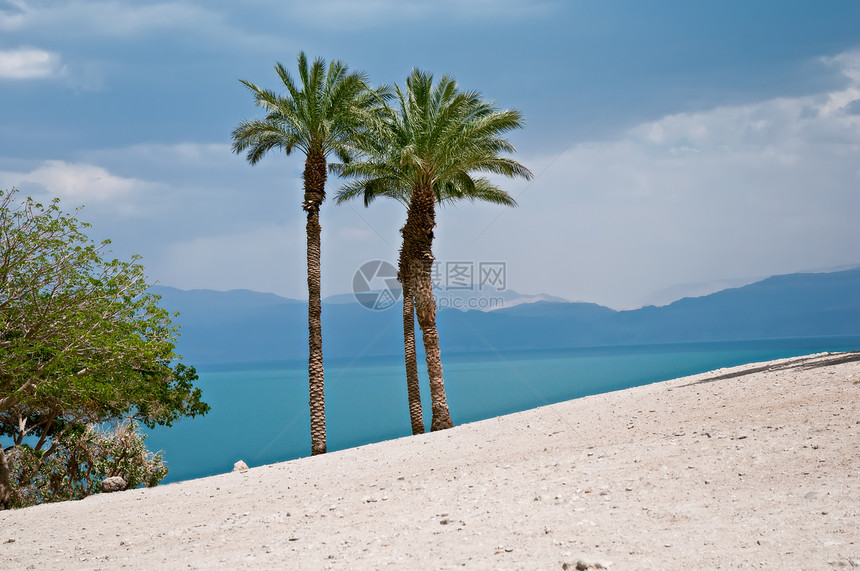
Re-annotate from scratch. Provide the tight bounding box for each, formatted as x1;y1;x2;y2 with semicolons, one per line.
2;0;204;35
0;0;26;30
0;47;64;79
4;36;858;310
79;49;860;308
149;187;405;299
0;1;282;51
77;142;305;224
84;142;236;173
155;225;308;298
0;2;281;88
0;0;549;37
824;51;860;83
433;51;860;308
0;160;149;202
283;0;555;29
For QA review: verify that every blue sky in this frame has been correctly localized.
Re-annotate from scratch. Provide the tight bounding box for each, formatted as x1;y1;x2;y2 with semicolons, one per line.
2;0;859;308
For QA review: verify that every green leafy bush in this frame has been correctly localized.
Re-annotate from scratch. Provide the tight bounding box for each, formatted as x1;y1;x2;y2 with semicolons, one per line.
7;422;168;508
0;188;209;508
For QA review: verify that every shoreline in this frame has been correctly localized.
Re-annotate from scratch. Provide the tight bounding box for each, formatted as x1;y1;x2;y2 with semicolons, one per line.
2;351;859;569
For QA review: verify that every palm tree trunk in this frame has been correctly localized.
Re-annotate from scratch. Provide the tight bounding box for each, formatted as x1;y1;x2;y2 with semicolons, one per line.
303;152;327;455
413;275;453;430
404;183;454;431
399;248;424;435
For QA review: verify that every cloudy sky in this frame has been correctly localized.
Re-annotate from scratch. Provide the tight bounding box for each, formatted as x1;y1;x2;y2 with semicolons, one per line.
2;0;859;309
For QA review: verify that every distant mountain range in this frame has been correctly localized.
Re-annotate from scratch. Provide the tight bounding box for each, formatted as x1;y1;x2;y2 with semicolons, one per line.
322;289;568;310
152;267;860;364
635;263;860;307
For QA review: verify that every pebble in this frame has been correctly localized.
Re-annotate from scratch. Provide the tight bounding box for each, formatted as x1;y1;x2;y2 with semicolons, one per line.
101;476;127;493
563;560;609;570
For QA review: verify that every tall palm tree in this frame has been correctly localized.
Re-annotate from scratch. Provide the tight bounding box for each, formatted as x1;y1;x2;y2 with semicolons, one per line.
334;70;532;432
231;52;386;455
338;178;518;434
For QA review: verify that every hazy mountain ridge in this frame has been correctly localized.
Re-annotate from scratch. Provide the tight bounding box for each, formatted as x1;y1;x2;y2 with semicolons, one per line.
635;263;860;308
152;267;860;364
323;289;568;310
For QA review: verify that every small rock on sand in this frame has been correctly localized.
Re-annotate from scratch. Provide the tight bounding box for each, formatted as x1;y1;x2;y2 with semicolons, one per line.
563;559;609;570
101;476;127;493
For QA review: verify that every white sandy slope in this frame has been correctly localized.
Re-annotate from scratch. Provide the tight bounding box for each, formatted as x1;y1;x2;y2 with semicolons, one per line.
2;352;859;570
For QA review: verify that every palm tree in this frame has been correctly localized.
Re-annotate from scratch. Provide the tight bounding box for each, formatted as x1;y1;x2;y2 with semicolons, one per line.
334;70;532;432
338;178;519;434
231;52;386;455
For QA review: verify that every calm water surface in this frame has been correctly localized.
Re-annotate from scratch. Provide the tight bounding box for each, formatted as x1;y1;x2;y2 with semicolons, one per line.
146;336;860;483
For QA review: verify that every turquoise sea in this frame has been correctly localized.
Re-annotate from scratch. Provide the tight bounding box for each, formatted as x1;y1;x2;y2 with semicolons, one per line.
145;336;860;484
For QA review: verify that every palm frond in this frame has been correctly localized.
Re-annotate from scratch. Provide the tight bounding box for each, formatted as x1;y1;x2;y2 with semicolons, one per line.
232;52;389;194
332;68;529;216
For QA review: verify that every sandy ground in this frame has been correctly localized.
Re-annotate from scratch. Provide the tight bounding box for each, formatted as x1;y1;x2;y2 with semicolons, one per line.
1;352;859;570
